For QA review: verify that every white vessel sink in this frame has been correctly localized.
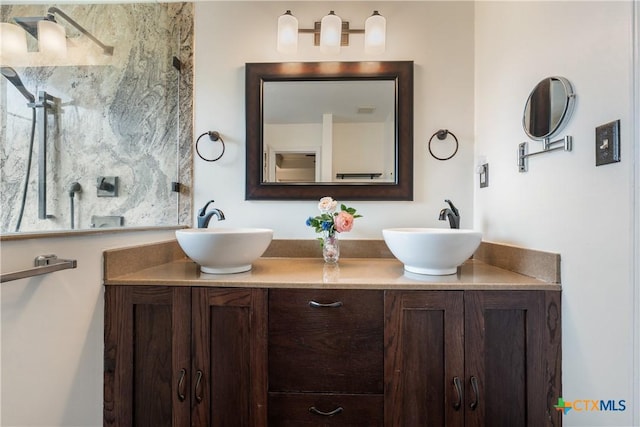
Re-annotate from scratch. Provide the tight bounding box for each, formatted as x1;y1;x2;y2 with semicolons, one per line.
176;228;273;274
382;228;482;275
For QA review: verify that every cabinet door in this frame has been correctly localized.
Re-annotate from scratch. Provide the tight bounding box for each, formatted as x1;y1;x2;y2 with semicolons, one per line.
191;288;268;427
464;291;561;427
104;286;191;427
384;291;465;427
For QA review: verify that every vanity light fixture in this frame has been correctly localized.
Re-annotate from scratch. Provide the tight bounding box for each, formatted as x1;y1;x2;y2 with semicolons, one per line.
13;7;114;57
277;10;386;55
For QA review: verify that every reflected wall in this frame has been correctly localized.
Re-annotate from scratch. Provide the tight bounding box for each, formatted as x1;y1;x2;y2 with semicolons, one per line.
0;3;193;233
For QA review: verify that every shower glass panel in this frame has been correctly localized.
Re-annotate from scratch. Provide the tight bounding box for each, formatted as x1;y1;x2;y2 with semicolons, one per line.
0;3;193;233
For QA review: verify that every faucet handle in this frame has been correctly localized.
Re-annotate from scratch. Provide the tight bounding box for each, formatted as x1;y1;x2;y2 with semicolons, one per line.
444;199;459;216
198;199;215;216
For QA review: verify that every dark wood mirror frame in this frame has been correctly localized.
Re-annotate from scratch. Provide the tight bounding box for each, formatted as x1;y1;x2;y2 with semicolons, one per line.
245;61;414;200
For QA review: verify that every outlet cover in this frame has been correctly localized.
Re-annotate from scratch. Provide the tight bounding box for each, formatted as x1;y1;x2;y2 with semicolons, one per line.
595;120;620;166
479;163;489;188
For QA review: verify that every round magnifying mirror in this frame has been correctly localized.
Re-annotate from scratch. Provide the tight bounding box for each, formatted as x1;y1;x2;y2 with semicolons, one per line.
523;76;575;140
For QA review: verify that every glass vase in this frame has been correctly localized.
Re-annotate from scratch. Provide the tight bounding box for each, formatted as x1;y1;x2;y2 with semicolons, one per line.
322;233;340;264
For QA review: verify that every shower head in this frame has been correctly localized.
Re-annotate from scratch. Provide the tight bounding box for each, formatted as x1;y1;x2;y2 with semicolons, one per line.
1;67;35;103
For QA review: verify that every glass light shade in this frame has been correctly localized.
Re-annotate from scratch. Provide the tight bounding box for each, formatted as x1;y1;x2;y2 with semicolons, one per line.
38;20;67;56
320;11;341;54
365;11;386;54
277;10;298;54
0;23;28;58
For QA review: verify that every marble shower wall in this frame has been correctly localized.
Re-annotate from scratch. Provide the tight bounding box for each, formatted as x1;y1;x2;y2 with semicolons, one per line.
0;3;193;233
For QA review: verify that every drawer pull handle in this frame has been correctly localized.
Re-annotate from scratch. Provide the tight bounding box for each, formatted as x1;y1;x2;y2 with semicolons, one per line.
194;370;203;403
469;376;479;410
309;300;343;308
309;406;344;417
452;376;462;410
177;368;186;402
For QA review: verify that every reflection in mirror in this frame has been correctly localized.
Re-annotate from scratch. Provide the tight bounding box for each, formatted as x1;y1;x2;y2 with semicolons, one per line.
263;80;395;184
523;76;575;140
271;152;318;183
246;61;414;201
0;3;193;234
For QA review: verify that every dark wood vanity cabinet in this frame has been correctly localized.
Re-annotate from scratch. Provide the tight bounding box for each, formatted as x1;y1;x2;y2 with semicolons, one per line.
103;286;267;427
104;286;560;427
384;290;562;427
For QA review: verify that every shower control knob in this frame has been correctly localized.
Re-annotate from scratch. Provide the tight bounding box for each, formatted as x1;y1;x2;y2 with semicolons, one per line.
97;176;118;197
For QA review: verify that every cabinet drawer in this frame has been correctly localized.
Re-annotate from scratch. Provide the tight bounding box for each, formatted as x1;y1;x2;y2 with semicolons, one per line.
269;289;383;393
268;392;383;426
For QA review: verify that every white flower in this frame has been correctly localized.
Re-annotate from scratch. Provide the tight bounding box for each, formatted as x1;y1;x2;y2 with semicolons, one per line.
318;196;337;213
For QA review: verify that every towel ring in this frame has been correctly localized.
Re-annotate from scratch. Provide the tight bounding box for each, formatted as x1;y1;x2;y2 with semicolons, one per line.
196;131;225;162
428;129;459;161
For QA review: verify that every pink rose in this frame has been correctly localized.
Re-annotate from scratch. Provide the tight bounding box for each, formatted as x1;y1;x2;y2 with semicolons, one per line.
334;211;354;233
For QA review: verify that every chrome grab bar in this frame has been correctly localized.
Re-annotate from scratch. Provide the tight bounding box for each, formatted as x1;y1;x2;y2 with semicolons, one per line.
1;254;77;283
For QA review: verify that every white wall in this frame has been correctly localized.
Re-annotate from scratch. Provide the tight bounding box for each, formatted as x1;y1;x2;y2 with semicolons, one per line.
474;2;636;426
0;230;176;426
334;122;391;181
193;1;476;236
264;122;322;181
633;4;640;425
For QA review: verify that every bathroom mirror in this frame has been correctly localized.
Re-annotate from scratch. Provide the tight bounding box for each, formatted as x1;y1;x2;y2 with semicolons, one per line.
246;61;414;200
522;76;575;140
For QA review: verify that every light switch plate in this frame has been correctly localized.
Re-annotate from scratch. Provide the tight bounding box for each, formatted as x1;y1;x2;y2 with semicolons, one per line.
595;120;620;166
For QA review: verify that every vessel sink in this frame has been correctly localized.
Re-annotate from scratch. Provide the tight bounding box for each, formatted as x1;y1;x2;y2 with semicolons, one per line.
382;228;482;275
176;228;273;274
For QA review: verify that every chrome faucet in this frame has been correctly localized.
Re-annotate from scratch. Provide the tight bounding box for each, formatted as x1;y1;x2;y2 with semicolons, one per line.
197;200;226;228
438;199;460;229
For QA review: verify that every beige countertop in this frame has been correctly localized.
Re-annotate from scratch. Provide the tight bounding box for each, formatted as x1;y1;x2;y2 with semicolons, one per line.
104;256;560;291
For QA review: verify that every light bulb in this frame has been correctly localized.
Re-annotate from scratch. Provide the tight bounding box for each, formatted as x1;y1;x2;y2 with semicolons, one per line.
38;19;67;57
320;11;341;55
365;11;386;54
0;23;28;58
277;10;298;54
